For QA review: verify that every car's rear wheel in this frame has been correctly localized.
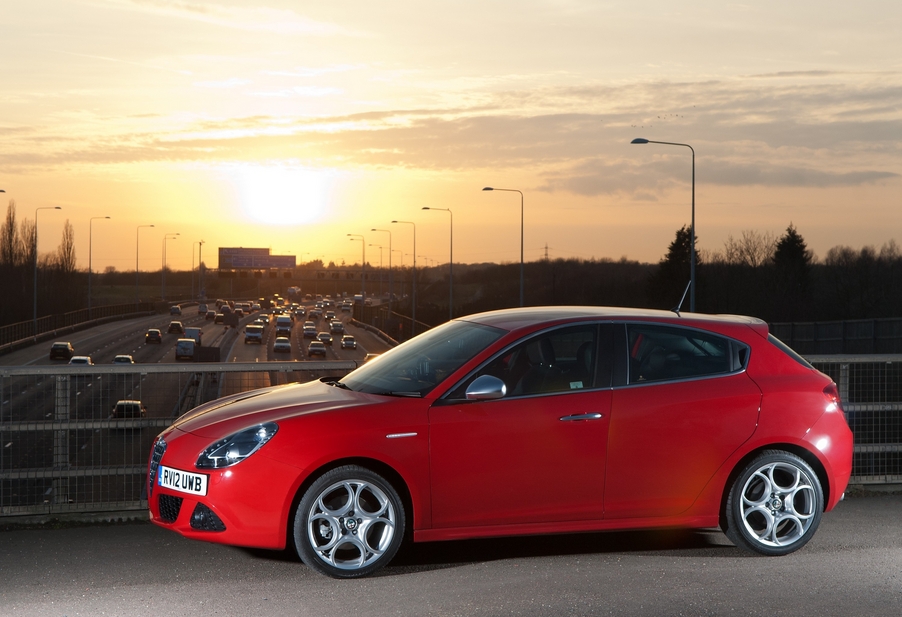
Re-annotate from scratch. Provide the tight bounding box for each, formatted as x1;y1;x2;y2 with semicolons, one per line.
294;465;405;578
724;450;823;555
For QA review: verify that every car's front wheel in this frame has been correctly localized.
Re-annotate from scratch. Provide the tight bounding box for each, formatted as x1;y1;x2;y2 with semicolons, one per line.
294;465;405;578
724;450;824;555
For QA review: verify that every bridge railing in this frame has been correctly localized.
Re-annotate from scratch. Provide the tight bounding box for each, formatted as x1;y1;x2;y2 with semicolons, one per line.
1;355;899;519
0;362;355;518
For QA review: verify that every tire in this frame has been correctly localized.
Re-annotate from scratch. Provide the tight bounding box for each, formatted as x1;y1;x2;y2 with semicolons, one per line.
724;450;824;556
293;465;405;578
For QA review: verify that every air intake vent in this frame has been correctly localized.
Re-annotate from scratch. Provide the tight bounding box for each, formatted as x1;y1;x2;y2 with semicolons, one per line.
158;494;183;523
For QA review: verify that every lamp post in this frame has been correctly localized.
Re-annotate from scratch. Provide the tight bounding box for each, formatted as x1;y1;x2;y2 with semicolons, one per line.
347;234;365;303
422;207;453;320
482;187;524;307
192;240;205;300
371;228;392;314
88;216;111;319
135;224;154;309
33;206;62;337
162;233;179;302
391;220;416;336
631;138;696;312
369;244;384;299
198;240;205;300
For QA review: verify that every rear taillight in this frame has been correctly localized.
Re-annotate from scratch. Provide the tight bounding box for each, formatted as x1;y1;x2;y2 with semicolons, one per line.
823;383;845;417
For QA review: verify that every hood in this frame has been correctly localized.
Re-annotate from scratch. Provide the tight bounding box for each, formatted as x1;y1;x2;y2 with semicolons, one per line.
170;379;373;438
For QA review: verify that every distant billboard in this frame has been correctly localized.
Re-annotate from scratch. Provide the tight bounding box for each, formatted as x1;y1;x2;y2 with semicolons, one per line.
218;247;296;270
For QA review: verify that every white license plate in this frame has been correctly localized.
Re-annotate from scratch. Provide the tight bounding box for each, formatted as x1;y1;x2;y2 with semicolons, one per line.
157;465;208;496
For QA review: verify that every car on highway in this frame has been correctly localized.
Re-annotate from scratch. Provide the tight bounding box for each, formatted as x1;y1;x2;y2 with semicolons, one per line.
49;341;75;360
112;354;135;364
198;303;208;314
214;313;225;324
146;307;853;579
316;332;333;346
272;336;292;353
170;305;182;316
329;320;344;334
68;355;94;365
111;399;147;418
306;340;327;357
175;338;196;360
167;321;185;335
244;324;264;344
275;316;293;337
302;321;317;338
145;329;162;344
340;334;357;349
205;310;216;320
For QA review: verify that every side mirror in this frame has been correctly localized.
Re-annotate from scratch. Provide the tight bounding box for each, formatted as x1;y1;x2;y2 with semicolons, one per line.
465;375;507;401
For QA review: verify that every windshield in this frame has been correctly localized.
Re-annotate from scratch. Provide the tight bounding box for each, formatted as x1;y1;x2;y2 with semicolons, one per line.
339;320;506;397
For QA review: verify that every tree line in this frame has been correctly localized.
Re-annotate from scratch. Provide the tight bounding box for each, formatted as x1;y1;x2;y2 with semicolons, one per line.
4;197;901;328
0;201;80;326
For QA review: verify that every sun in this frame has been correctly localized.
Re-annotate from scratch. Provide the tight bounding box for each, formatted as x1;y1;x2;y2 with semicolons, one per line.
234;164;333;226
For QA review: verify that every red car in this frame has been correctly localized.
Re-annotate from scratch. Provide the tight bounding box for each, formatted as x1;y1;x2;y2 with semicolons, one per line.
147;307;852;578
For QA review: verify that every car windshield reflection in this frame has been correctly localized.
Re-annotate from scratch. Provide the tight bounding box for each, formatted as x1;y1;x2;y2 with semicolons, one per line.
339;320;505;397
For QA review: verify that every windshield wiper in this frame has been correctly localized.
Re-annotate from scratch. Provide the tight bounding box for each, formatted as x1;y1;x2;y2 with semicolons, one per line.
323;379;352;391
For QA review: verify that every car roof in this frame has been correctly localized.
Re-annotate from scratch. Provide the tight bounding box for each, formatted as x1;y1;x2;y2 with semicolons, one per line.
457;306;769;336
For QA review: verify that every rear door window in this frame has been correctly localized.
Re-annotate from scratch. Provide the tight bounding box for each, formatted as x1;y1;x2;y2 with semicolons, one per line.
626;324;746;384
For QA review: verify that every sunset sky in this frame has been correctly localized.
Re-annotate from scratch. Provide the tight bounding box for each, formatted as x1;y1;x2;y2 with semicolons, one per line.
2;1;900;273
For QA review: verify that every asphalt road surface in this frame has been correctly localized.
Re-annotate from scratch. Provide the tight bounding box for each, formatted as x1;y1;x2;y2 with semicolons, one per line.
1;494;900;617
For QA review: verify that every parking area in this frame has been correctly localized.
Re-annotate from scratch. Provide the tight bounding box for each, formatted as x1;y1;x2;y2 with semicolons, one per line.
1;493;900;617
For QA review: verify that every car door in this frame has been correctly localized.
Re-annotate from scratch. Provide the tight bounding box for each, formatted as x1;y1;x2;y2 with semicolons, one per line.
604;323;761;519
428;324;614;529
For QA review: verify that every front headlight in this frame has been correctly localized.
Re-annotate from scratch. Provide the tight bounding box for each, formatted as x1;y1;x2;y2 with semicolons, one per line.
196;423;278;469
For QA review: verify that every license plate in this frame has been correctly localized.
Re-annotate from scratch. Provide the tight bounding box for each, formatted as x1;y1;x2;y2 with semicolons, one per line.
157;465;208;496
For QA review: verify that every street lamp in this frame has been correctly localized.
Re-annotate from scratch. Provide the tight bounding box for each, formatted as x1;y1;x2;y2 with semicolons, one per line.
347;234;365;302
192;240;205;300
371;228;392;314
482;187;524;307
391;220;417;335
368;244;384;299
631;138;696;312
422;207;453;320
88;216;111;319
135;224;154;309
33;206;62;337
162;233;179;302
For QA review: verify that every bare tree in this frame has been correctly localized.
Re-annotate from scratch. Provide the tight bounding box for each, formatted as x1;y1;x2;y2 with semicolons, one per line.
722;230;777;268
1;200;23;267
56;219;77;273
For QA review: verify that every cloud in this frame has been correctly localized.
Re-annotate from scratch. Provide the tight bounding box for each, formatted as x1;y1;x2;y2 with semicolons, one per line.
5;75;900;192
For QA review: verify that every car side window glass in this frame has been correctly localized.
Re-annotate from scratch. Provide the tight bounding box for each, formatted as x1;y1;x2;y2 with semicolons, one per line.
448;325;598;399
626;324;739;384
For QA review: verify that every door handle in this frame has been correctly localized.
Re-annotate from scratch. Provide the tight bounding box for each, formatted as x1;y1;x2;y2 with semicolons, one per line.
559;413;604;421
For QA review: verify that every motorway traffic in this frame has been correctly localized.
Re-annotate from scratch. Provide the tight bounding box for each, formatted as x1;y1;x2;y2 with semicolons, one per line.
0;299;393;511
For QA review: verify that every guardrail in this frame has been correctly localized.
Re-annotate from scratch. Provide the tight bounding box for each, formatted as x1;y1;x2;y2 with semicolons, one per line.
1;355;899;519
809;355;902;484
0;362;356;518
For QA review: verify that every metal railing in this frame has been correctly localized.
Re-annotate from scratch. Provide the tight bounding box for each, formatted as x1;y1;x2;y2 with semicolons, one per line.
809;355;902;484
1;355;899;518
0;362;355;517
